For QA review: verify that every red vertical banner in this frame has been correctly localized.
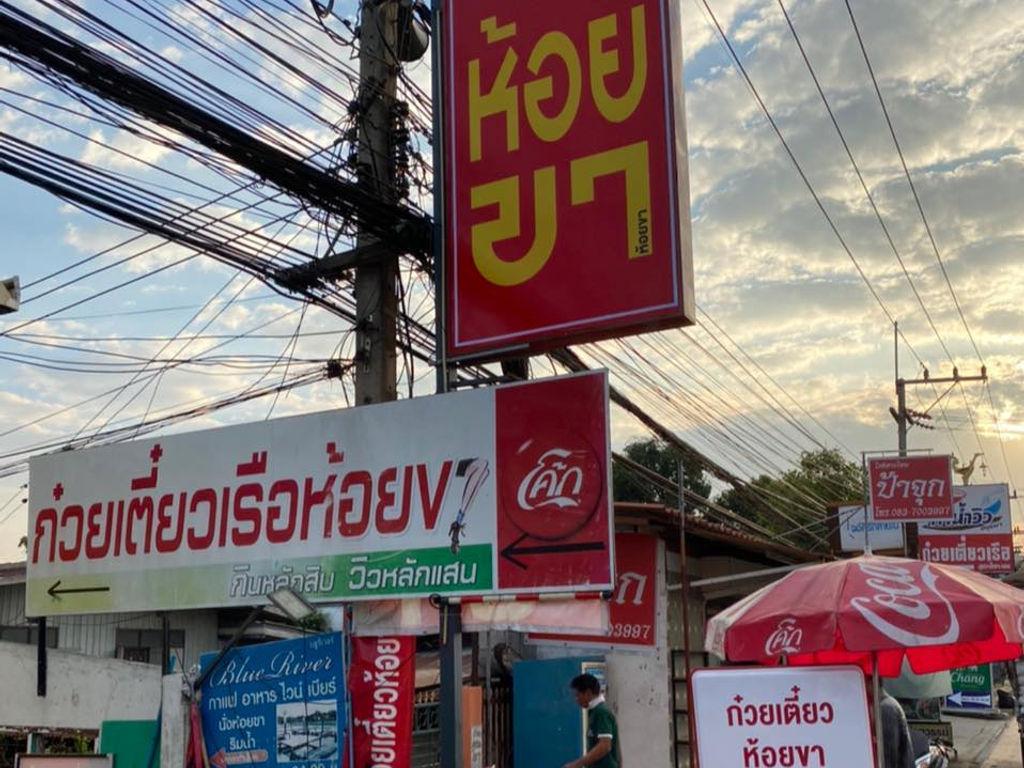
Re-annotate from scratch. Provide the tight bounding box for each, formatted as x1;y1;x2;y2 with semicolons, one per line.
347;637;415;768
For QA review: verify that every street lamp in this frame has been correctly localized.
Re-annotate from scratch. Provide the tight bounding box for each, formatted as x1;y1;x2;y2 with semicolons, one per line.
267;586;317;622
194;588;318;691
0;276;19;314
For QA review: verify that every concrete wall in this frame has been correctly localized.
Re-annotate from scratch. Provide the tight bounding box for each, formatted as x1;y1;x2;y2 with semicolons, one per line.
0;641;161;731
604;542;672;768
161;674;188;768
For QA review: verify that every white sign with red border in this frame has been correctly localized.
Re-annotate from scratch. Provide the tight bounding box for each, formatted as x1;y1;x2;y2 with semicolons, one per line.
691;666;874;768
919;483;1015;574
26;372;613;615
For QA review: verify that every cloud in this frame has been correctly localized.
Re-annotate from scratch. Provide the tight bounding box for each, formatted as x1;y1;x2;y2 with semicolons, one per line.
3;0;1024;565
79;128;175;172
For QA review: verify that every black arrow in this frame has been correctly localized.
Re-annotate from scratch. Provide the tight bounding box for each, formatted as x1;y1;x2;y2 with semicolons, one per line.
47;580;110;599
500;534;606;570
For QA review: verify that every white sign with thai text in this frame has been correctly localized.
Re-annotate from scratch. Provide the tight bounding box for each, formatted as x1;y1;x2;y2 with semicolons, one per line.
26;372;613;615
691;666;874;768
837;505;904;553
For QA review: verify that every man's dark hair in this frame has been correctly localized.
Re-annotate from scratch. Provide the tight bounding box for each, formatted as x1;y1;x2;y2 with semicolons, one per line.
570;673;602;695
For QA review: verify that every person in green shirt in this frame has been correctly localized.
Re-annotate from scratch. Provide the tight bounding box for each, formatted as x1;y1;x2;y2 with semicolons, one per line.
564;674;621;768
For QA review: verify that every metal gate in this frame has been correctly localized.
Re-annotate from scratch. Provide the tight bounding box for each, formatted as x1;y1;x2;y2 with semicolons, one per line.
412;689;441;768
411;684;512;768
484;683;512;768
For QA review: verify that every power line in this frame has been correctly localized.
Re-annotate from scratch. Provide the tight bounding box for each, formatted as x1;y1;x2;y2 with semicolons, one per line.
696;0;905;354
771;0;983;459
0;485;26;527
697;306;858;459
840;0;995;464
843;0;984;365
773;0;955;366
698;0;984;461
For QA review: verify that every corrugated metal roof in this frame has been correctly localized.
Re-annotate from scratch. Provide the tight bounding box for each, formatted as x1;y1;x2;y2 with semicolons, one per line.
613;502;824;564
0;561;25;586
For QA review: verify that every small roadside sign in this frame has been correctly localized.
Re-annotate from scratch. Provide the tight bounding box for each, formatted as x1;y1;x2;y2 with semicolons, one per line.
946;664;994;711
868;455;954;521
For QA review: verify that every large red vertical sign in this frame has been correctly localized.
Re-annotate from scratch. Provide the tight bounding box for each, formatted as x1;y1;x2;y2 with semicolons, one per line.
868;456;955;521
442;0;694;360
494;372;613;592
347;637;415;768
529;533;659;647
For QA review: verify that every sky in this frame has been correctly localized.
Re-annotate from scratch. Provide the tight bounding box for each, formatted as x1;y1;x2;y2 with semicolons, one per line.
0;0;1022;562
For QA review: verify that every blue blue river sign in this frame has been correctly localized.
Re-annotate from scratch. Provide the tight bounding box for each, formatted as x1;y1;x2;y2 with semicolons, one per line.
200;633;347;768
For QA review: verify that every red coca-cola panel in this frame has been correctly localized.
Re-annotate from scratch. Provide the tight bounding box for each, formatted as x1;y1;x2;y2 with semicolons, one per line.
346;637;415;768
529;533;658;647
494;371;613;592
868;456;954;521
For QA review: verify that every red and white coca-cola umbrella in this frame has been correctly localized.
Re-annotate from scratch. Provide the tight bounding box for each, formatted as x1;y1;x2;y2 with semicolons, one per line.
706;554;1024;676
705;555;1024;767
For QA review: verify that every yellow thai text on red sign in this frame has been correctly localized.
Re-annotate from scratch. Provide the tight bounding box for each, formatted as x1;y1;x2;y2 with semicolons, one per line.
467;5;653;287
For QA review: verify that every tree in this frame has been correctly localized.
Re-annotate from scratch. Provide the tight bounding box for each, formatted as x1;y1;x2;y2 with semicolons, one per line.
716;449;862;544
612;437;711;506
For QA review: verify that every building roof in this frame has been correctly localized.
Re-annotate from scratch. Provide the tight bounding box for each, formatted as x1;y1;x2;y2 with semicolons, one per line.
613;502;824;564
0;561;25;586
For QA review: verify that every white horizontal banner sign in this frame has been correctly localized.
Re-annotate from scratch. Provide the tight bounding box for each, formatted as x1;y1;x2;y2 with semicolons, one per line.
837;504;904;552
692;666;874;768
27;372;613;615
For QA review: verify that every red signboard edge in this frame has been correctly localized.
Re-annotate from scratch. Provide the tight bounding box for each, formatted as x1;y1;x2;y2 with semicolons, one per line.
439;0;696;363
526;533;660;650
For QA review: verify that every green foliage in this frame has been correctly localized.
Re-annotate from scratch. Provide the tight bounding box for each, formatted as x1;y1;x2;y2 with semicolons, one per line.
43;733;93;754
715;449;863;544
612;437;711;505
612;440;861;549
298;611;328;633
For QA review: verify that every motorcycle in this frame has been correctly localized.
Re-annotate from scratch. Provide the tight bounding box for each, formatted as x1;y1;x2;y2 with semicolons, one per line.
910;729;956;768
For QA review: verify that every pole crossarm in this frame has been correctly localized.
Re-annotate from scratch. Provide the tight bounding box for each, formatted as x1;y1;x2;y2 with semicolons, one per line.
902;373;988;386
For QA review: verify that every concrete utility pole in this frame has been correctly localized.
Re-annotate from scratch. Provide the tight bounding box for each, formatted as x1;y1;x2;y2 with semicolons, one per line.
427;1;464;764
891;322;989;555
354;0;400;405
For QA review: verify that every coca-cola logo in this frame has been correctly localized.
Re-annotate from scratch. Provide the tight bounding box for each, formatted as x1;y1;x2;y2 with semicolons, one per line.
517;448;589;512
764;618;803;656
503;429;602;541
849;561;960;646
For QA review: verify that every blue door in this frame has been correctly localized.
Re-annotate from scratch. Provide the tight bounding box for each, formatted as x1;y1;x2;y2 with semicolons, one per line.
513;657;604;768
